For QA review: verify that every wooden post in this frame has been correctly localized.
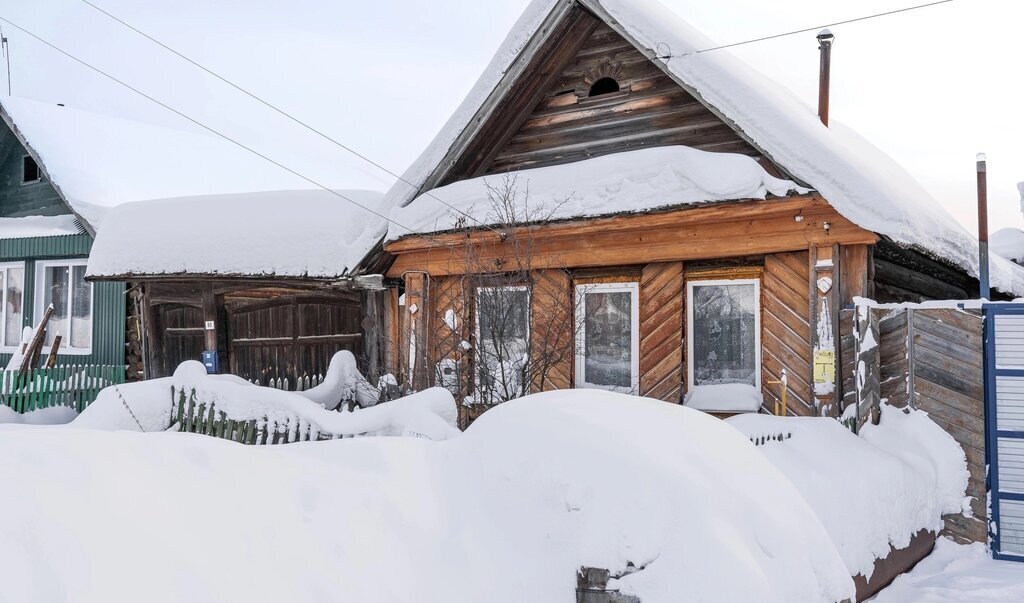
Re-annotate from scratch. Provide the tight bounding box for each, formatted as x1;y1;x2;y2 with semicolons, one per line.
854;304;880;428
403;272;430;391
19;304;54;375
201;284;218;372
361;289;384;382
383;287;401;380
44;335;62;368
810;244;839;416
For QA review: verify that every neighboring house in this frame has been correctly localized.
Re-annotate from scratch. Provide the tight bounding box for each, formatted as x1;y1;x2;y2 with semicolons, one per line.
374;0;1024;420
0;105;124;370
86;189;389;386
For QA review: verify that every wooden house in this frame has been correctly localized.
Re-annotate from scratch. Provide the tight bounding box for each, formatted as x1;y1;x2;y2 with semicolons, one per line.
0;102;125;371
86;189;389;385
374;0;1024;420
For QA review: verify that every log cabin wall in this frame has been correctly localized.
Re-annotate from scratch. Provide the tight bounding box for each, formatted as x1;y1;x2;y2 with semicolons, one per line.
871;239;978;303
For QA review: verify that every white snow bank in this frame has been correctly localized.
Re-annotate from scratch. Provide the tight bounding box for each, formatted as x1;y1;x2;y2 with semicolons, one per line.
387;145;804;240
0;215;81;240
728;404;968;579
683;383;763;412
0;390;855;602
873;537;1024;602
0;405;77;425
297;350;379;409
74;361;458;441
991;227;1024;264
382;0;1024;295
87;189;387;279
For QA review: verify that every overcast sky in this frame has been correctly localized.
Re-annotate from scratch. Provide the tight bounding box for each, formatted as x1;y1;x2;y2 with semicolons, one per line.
1;0;1021;233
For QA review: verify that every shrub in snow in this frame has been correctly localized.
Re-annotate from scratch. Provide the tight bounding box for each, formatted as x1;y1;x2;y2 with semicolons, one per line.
729;403;969;580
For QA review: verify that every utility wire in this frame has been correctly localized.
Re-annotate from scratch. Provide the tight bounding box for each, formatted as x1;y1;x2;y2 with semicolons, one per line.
77;0;503;237
0;15;474;256
659;0;955;57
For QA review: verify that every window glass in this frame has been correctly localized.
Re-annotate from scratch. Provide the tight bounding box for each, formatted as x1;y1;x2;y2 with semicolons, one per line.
4;266;23;347
476;287;530;401
583;291;633;388
43;265;69;348
71;265;92;349
39;262;92;351
691;282;758;386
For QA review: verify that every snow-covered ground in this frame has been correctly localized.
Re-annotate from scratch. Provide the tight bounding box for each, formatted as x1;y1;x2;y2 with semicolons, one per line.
872;538;1024;602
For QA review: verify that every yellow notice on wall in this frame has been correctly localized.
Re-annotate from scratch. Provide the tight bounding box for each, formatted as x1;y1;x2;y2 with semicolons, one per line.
813;350;835;384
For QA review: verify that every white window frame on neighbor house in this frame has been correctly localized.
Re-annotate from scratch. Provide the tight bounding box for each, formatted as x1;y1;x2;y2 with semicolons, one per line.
473;284;531;402
34;258;93;356
574;281;640;393
0;261;25;352
686;278;761;390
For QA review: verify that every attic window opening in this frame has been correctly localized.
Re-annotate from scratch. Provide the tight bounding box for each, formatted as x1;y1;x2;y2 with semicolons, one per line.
22;156;40;184
588;77;620;97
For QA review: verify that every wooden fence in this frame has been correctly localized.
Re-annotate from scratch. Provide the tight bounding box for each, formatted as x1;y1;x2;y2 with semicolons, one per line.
0;364;127;413
253;374;326;392
170;387;348;444
841;305;985;544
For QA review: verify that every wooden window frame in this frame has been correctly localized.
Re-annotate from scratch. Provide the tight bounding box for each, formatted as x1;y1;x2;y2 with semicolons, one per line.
0;261;25;353
34;258;93;356
473;284;531;403
686;277;762;390
574;281;640;393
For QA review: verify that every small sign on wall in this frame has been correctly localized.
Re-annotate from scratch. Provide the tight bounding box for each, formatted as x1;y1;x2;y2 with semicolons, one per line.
813;349;835;383
205;320;215;330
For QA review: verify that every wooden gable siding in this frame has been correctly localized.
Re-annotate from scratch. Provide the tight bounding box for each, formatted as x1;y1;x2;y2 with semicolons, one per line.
639;262;683;402
485;22;763;175
761;251;813;415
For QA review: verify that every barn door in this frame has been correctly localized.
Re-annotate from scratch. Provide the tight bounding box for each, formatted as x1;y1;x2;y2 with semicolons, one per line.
985;304;1024;561
227;296;362;388
159;304;205;376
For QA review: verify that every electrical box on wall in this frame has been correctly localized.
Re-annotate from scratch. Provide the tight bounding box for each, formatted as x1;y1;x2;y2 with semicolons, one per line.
201;350;219;374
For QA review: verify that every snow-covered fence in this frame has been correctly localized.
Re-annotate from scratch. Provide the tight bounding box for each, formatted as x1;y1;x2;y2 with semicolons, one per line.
171;387;336;444
0;364;126;414
253;374;326;393
841;302;985;544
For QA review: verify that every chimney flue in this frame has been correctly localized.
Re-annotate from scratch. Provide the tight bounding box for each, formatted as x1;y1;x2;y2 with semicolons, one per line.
977;153;990;298
817;28;834;127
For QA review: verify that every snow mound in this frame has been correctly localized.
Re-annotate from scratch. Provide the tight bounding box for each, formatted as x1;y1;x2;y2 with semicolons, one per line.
683;383;763;412
0;405;77;426
0;390;855;602
728;404;969;579
991;227;1024;264
387;145;804;240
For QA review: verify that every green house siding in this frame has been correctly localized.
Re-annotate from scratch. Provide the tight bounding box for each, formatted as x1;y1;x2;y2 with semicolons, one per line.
0;233;125;368
0;121;66;218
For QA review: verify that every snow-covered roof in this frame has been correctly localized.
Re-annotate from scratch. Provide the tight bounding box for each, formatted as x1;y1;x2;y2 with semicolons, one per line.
388;145;804;241
86;189;388;280
0;215;84;240
0;97;341;233
991;228;1024;264
382;0;1024;295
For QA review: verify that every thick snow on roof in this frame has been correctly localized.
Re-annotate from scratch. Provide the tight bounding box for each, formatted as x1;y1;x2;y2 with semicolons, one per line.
0;215;82;240
0;97;336;230
991;227;1024;264
382;0;1024;294
387;145;804;241
86;189;387;279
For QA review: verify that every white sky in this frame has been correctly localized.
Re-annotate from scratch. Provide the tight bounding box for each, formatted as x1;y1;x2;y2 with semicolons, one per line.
1;0;1021;233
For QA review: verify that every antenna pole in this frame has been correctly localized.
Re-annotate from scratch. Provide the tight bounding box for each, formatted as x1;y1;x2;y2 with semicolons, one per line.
1;28;10;95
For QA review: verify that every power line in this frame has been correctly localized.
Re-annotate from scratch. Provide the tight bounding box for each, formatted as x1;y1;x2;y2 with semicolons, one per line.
0;15;474;258
76;0;501;237
657;0;955;57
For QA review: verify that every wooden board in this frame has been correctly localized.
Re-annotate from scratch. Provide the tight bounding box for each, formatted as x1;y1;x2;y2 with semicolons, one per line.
761;251;813;415
530;270;574;391
639;262;683;402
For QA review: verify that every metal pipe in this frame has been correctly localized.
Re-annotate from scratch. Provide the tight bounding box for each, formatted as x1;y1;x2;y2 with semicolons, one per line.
817;29;834;126
978;153;990;298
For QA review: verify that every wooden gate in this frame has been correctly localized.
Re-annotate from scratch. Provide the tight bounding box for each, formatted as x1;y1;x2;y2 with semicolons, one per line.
158;304;205;375
226;296;362;388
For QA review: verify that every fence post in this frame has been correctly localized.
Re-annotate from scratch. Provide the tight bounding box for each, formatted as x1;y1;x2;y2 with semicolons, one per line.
854;304;881;428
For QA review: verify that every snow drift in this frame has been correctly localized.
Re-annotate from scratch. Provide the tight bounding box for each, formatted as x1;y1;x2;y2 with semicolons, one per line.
0;390;856;602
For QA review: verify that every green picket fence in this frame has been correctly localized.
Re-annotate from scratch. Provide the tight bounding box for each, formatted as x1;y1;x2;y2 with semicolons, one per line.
170;386;339;445
0;364;127;414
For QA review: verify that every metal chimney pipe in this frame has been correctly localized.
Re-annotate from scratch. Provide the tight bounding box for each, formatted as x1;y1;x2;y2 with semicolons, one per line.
977;153;990;298
817;29;834;127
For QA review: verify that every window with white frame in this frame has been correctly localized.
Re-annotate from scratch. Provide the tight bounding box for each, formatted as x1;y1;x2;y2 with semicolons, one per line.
687;278;761;388
36;259;93;354
475;285;531;403
0;262;25;350
575;282;639;392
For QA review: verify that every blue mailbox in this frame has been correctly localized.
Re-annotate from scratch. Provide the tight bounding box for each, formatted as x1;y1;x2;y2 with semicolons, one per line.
201;350;219;374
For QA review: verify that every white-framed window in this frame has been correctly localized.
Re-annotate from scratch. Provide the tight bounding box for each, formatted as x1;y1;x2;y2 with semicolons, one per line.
0;262;26;351
575;282;639;393
35;259;93;355
686;278;761;389
474;285;531;403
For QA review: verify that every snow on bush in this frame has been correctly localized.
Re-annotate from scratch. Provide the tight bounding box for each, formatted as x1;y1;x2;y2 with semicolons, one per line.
0;390;855;602
296;350;379;410
728;404;969;580
74;359;458;441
